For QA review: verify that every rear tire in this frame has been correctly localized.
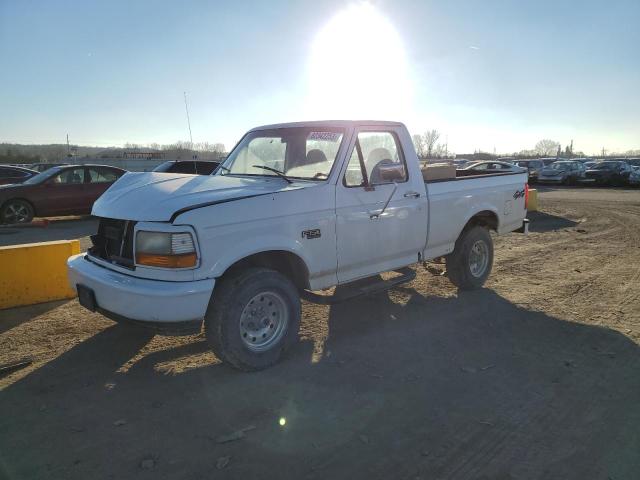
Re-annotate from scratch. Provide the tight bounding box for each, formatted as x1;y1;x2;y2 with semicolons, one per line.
446;225;494;290
1;199;34;224
204;267;301;371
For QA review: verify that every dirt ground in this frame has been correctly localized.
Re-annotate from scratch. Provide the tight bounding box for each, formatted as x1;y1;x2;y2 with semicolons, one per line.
1;187;639;480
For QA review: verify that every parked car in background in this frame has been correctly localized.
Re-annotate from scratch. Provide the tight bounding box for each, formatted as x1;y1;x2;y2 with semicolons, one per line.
514;159;544;182
0;165;38;185
540;157;558;166
584;161;633;186
452;159;471;168
30;162;69;172
153;160;220;175
463;161;526;174
624;158;640;168
0;164;126;224
538;161;586;184
628;166;640;186
584;161;598;169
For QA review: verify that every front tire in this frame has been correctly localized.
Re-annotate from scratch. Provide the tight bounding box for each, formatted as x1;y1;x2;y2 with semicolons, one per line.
446;225;494;290
1;199;34;224
204;267;301;371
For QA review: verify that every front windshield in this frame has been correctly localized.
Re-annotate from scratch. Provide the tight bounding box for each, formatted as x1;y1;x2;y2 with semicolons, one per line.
220;127;345;180
550;162;569;170
22;166;63;185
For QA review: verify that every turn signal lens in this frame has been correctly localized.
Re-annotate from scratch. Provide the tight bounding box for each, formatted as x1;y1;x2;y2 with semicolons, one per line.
136;252;197;268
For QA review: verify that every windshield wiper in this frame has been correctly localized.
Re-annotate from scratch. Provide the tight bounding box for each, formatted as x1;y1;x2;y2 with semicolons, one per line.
251;165;292;184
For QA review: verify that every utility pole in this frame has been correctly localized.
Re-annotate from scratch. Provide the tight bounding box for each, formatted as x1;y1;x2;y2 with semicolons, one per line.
570;139;573;157
66;134;70;156
602;147;606;157
183;91;193;148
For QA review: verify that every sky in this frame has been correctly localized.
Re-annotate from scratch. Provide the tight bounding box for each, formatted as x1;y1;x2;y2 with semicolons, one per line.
1;0;639;155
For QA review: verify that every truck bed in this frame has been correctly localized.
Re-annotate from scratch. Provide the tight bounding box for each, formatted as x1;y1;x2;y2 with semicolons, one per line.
422;170;528;259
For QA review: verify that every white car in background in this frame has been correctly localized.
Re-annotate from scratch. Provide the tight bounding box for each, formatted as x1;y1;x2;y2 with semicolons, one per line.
462;161;526;175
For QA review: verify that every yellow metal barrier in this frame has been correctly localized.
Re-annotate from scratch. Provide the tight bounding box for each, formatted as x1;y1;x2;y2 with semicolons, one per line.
0;240;80;310
528;188;538;212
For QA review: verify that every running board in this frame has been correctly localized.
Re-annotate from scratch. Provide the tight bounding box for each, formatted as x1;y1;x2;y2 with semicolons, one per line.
301;268;416;305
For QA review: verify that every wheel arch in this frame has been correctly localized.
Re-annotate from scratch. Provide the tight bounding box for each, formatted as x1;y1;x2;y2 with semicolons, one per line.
461;209;499;235
221;250;311;290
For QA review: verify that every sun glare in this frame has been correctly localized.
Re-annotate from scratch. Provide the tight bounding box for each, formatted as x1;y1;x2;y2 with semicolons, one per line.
306;3;413;120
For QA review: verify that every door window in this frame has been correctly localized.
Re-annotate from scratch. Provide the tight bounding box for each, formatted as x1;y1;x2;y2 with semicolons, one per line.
87;167;120;183
51;168;85;184
344;131;407;187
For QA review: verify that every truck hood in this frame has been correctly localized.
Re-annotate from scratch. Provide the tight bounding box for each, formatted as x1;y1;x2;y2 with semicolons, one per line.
92;172;306;222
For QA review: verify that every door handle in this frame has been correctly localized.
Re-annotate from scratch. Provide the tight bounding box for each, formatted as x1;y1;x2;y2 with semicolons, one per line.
404;191;420;198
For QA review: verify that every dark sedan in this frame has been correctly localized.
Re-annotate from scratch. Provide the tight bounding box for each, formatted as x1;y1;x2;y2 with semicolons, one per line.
584;161;633;186
0;164;126;224
152;160;220;175
0;165;38;185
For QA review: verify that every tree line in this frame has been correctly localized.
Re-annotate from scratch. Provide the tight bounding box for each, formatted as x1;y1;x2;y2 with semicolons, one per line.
410;131;640;159
0;141;227;164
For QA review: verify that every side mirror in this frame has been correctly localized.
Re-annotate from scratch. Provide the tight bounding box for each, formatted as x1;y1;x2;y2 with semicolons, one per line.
378;164;405;182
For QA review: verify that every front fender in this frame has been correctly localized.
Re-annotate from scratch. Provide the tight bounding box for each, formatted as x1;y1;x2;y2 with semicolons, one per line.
203;233;311;279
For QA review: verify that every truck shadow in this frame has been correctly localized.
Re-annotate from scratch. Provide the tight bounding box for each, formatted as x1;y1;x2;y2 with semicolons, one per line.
1;287;638;480
527;210;578;232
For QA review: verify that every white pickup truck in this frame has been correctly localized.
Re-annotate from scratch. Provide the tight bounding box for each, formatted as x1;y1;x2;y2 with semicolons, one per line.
68;120;528;370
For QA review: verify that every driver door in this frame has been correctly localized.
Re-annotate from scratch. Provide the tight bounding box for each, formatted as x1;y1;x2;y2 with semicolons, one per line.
335;128;427;283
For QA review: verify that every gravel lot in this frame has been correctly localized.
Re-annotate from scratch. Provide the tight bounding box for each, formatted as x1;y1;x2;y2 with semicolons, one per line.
1;187;639;480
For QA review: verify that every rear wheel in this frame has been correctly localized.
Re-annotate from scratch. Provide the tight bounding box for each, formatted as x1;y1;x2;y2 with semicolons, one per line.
1;199;34;224
446;225;494;290
204;267;301;371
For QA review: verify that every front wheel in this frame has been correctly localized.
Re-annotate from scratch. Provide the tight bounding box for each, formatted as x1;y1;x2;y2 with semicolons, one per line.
204;267;301;371
446;225;494;290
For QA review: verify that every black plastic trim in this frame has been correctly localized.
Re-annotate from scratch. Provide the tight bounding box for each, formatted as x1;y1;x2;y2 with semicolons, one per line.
169;192;275;223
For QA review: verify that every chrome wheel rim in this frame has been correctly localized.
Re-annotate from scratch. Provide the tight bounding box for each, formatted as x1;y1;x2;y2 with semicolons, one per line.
5;203;29;223
469;240;489;278
239;291;288;352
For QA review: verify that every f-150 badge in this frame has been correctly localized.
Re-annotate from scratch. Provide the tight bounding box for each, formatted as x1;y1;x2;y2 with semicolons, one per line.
302;229;321;239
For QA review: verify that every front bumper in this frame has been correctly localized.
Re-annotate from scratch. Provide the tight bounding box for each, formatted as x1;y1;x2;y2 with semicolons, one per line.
67;254;215;331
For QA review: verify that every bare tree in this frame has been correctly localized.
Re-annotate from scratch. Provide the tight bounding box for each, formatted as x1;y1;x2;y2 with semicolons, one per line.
412;134;426;158
212;143;226;155
534;139;560;156
424;129;441;157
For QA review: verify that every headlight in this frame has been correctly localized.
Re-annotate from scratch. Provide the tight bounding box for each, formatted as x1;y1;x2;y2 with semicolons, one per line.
135;231;197;268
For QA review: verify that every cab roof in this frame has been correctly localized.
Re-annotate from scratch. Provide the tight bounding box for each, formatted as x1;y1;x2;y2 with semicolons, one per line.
250;120;406;131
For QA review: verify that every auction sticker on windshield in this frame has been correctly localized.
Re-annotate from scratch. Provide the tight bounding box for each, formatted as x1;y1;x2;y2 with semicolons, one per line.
308;131;341;142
